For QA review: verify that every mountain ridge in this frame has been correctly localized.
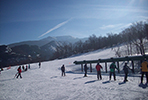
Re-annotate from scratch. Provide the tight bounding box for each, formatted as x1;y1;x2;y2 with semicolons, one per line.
8;35;87;48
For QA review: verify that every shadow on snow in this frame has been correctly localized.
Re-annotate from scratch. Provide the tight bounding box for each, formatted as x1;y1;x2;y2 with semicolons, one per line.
85;80;98;84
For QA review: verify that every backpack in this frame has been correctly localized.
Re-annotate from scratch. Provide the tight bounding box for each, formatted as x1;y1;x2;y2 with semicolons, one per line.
110;64;114;69
17;68;19;71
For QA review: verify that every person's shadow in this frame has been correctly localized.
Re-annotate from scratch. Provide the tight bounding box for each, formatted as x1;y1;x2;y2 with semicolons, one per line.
73;77;84;80
85;80;97;84
102;81;110;84
118;81;126;85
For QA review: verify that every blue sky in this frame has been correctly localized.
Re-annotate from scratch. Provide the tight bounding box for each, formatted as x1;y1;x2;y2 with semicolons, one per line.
0;0;148;45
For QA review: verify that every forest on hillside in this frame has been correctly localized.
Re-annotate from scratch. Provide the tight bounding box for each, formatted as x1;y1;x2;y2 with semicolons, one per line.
53;21;148;59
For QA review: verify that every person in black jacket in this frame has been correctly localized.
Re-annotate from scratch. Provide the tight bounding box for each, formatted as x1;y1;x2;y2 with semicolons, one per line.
84;63;88;77
123;63;131;82
61;64;66;76
39;62;41;68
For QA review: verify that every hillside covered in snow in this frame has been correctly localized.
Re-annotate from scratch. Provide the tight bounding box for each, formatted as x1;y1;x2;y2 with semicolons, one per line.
0;48;148;100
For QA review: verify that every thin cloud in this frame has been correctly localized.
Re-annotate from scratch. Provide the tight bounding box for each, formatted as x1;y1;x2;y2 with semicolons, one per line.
100;25;115;30
100;24;123;30
38;18;72;38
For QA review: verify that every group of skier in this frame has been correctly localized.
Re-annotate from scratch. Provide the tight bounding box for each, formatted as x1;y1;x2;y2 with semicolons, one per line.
15;65;29;78
22;65;29;71
15;62;41;79
83;59;148;84
15;58;148;85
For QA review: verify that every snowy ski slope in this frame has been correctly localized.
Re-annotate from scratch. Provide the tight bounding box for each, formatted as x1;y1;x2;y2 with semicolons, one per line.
0;48;148;100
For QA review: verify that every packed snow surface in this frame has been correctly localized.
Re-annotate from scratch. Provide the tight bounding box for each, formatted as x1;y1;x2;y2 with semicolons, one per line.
0;48;148;100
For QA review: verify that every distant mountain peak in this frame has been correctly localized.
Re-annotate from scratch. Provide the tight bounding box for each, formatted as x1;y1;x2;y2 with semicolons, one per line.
8;35;87;48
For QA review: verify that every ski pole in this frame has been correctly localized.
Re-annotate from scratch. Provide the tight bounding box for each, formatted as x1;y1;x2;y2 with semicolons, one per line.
14;72;18;78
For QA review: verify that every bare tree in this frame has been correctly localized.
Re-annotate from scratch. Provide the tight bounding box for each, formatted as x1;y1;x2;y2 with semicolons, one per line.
129;21;146;55
145;23;148;40
112;46;122;57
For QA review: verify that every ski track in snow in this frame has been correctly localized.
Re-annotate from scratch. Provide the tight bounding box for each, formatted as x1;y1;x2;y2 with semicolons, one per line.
0;48;148;100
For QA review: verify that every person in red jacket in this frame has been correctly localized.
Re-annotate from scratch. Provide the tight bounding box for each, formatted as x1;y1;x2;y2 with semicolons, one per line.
16;66;22;78
96;63;103;80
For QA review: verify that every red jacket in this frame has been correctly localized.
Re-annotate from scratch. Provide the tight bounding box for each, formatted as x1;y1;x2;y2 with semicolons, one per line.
17;68;22;73
96;65;102;71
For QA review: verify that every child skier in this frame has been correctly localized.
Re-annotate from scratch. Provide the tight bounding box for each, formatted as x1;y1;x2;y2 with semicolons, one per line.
28;64;30;69
25;65;28;71
22;65;25;71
